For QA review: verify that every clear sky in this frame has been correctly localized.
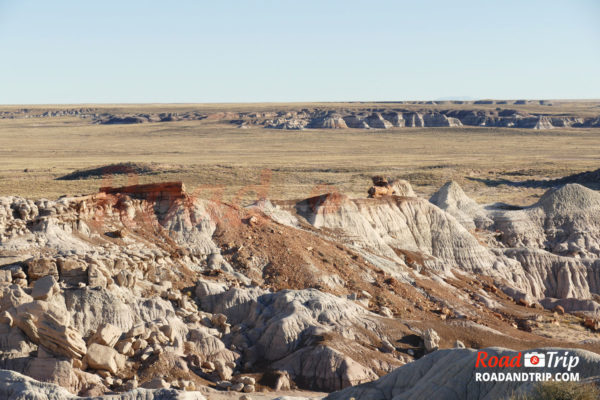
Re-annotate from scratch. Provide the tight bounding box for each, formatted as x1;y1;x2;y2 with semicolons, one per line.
0;0;598;103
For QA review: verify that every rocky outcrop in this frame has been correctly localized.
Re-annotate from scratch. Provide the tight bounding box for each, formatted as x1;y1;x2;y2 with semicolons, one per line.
381;112;405;127
308;112;348;129
100;181;186;202
195;284;402;389
0;369;208;399
364;113;393;129
296;192;527;286
422;113;462;127
226;107;598;130
197;286;379;359
367;177;416;199
502;248;595;299
13;299;87;359
2;179;600;397
272;345;378;391
343;115;370;129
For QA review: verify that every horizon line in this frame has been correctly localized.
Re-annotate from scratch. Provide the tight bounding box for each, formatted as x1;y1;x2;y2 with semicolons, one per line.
1;98;600;107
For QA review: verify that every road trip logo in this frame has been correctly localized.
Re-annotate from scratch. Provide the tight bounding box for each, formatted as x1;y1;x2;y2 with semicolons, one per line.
474;351;580;382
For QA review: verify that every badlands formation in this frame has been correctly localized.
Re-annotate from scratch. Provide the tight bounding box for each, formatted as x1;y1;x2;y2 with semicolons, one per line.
1;176;600;399
3;101;600;130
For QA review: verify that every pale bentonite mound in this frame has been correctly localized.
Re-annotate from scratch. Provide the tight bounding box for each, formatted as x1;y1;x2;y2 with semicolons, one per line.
326;347;600;400
493;183;600;257
429;181;493;230
429;181;600;307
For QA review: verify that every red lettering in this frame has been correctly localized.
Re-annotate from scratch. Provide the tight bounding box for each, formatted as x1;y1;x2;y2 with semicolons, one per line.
499;356;510;368
488;356;498;367
476;351;488;367
510;352;522;368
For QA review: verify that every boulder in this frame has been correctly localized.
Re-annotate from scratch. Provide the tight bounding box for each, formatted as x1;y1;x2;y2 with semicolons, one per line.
85;343;125;374
32;275;59;300
87;263;113;288
115;339;133;355
237;376;256;385
14;300;87;359
423;328;440;352
214;359;233;381
26;258;59;281
368;185;394;198
89;323;122;347
57;258;88;285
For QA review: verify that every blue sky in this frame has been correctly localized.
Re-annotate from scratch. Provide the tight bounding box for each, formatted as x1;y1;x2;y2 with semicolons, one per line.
0;0;598;103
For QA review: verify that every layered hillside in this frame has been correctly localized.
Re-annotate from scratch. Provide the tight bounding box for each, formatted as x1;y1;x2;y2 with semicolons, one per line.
1;180;600;399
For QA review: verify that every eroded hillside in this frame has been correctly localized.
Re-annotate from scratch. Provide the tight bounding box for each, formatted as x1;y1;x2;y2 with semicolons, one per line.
1;177;600;399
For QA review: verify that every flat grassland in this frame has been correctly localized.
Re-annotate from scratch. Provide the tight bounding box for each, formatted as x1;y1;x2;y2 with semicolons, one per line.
1;102;599;205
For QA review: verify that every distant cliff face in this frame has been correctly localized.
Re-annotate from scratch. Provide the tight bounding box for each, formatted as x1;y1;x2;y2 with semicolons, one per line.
3;103;599;130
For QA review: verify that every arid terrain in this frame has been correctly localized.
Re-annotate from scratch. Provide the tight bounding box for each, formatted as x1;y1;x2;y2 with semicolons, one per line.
1;101;600;400
1;101;600;205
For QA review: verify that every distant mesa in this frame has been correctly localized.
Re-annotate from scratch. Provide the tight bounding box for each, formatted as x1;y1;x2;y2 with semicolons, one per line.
93;112;208;125
557;168;600;187
85;105;598;131
467;167;600;190
56;162;181;180
101;115;148;124
2;102;599;131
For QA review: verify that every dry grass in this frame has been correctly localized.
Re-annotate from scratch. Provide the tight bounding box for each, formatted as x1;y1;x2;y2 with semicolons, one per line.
1;105;600;205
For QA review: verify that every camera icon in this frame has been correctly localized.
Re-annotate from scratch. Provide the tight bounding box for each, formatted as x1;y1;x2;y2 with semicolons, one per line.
524;352;546;367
